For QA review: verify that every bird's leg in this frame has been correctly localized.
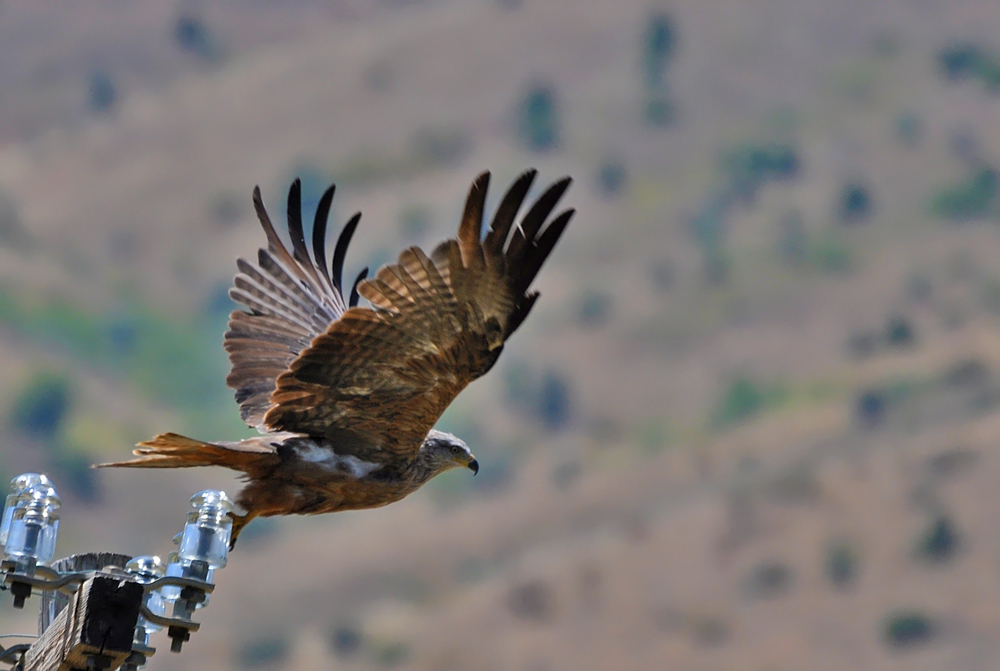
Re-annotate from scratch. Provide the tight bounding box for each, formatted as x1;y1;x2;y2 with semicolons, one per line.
228;510;258;551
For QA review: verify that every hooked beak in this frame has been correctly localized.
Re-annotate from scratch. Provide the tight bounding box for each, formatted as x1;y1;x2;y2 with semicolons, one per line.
468;458;479;476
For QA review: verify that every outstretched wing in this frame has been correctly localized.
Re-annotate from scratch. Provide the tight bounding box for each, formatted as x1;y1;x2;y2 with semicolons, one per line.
225;180;368;428
263;170;573;460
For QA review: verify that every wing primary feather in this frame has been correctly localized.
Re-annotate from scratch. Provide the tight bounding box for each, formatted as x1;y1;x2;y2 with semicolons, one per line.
458;171;489;268
349;266;368;307
311;184;336;289
506;176;572;260
332;212;362;291
286;178;331;293
252;186;288;253
514;208;574;295
484;169;536;255
507;291;540;337
286;179;311;267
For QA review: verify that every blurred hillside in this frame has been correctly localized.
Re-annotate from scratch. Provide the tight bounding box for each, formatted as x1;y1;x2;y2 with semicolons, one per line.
2;0;1000;669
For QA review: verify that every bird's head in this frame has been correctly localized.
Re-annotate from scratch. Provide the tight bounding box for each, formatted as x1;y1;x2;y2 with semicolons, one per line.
419;429;479;477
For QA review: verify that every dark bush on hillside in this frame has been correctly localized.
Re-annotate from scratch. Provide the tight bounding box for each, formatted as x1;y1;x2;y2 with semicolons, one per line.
502;363;573;432
539;371;571;431
930;168;998;221
826;541;859;589
856;390;886;428
724;143;799;202
596;158;628;197
52;452;100;503
837;182;873;224
886;316;915;348
236;636;290;668
713;377;769;427
174;15;217;61
330;625;362;658
518;83;559;152
937;42;1000;92
508;580;553;621
882;610;934;649
938;43;983;80
372;640;409;667
745;561;793;598
642;12;677;88
87;70;116;113
916;515;960;563
11;372;72;441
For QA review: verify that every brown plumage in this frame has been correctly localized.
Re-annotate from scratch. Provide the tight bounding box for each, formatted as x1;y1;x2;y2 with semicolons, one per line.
97;170;573;545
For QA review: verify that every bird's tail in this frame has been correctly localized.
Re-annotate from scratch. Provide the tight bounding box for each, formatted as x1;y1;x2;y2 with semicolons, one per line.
94;432;275;474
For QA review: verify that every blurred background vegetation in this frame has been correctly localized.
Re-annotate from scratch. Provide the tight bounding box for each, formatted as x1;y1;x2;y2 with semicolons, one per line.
2;0;1000;669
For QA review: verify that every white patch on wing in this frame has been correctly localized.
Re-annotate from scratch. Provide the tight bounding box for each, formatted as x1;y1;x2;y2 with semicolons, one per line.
297;444;334;463
337;454;380;478
294;443;379;478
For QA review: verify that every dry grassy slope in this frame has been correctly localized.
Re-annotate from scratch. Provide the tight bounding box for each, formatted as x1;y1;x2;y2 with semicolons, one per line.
1;0;1000;669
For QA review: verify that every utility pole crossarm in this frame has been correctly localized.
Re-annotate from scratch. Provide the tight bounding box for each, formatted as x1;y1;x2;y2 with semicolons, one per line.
23;575;143;671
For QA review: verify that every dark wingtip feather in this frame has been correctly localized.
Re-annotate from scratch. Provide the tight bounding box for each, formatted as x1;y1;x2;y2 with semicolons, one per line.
515;208;573;295
458;172;490;264
484;169;537;255
252;186;279;245
349;266;369;307
333;213;362;291
312;184;336;285
506;291;540;337
286;178;312;264
506;176;573;260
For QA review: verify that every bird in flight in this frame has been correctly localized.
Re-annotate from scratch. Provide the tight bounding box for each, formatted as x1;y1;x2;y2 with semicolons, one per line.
98;170;573;545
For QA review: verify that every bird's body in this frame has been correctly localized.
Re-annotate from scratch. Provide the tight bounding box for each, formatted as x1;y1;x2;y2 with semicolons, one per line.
98;170;572;544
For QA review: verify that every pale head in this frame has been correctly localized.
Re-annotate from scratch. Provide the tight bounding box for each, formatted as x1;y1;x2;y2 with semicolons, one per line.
416;429;479;480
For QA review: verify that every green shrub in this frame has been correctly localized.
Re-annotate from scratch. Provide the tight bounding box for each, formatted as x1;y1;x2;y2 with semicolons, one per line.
745;561;793;598
518;83;559;152
723;143;799;202
938;43;983;80
51;451;100;503
937;42;1000;92
596;158;628;197
856;389;886;428
837;182;874;224
330;625;362;658
11;372;72;441
642;12;677;88
882;610;934;648
174;14;220;62
712;377;786;428
371;640;409;668
826;541;859;588
508;580;553;620
540;371;571;431
87;70;116;113
236;636;290;668
929;167;998;221
915;514;959;563
885;316;915;348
